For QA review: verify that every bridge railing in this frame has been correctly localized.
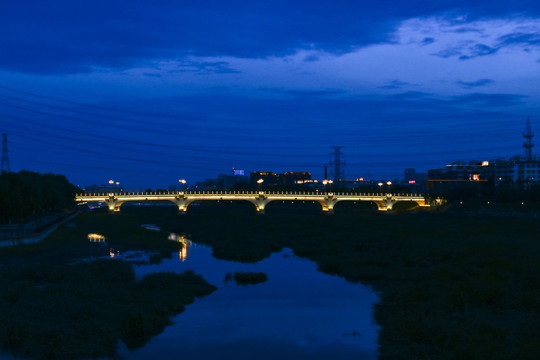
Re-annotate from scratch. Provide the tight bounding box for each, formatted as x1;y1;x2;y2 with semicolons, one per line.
76;191;424;198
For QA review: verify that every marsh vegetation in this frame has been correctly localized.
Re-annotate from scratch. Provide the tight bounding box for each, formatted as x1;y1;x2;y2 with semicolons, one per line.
1;201;539;359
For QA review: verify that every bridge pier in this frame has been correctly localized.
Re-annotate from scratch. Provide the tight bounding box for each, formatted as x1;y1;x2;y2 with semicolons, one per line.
75;192;438;215
374;194;397;211
172;195;193;214
321;194;339;214
251;193;269;214
105;195;121;212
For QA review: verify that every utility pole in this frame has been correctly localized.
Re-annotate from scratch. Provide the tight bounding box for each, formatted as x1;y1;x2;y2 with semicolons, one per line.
329;146;345;183
523;117;534;161
1;133;9;172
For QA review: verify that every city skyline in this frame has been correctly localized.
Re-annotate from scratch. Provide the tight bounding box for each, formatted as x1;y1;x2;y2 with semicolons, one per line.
1;1;539;189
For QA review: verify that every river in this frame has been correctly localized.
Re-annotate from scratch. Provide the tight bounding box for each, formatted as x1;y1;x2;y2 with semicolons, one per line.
125;235;379;359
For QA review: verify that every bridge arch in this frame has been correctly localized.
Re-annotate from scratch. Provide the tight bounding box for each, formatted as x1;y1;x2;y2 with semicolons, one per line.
106;200;125;212
332;200;379;213
76;192;437;214
392;200;421;211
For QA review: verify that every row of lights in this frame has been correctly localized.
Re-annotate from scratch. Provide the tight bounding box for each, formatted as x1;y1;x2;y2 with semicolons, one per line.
111;178;395;190
378;181;392;191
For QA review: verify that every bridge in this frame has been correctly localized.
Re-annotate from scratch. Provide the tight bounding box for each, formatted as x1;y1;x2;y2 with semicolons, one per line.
75;191;441;213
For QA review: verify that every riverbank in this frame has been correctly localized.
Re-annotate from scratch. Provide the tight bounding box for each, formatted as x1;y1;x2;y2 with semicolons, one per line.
158;203;539;360
0;209;216;359
0;210;80;241
1;204;539;359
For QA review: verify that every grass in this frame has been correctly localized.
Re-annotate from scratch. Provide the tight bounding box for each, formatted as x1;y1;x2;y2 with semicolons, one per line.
1;202;540;359
0;207;216;359
155;202;540;360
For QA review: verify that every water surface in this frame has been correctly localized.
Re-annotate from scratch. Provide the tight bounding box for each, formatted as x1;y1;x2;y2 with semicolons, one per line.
129;238;379;359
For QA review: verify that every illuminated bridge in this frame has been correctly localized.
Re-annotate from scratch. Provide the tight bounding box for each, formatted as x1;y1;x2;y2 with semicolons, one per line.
76;191;441;213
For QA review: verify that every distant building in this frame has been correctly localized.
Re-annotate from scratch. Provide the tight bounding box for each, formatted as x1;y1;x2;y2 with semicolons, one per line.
250;171;282;187
219;172;249;189
193;169;249;190
426;160;493;190
493;156;540;185
492;118;540;186
403;168;427;190
283;172;311;185
193;178;221;190
250;171;312;187
427;157;540;190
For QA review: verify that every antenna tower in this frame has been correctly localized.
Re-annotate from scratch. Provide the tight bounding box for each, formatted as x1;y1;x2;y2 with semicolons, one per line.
523;117;534;161
1;134;9;172
329;146;345;182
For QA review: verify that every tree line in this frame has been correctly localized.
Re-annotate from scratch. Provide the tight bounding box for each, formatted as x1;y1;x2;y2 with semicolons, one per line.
0;171;80;224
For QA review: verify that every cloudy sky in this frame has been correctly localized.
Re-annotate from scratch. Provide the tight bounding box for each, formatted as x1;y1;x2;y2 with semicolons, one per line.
1;1;539;189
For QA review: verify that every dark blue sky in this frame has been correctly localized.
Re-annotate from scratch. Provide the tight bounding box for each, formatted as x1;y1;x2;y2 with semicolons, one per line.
1;1;539;189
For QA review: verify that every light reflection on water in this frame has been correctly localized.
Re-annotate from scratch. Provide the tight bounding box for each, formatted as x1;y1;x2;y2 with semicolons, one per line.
167;233;192;261
129;235;379;360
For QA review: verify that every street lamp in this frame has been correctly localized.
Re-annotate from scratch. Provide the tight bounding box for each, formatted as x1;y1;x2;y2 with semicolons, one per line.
322;179;328;193
108;180;114;185
257;178;264;191
179;179;187;191
378;182;383;193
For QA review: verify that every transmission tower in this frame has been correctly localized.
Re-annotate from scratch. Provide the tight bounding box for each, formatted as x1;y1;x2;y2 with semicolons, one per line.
1;133;9;172
329;146;345;182
523;117;534;161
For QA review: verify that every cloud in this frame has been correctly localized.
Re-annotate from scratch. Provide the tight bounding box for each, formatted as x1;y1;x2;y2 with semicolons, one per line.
452;93;526;107
282;89;346;98
434;42;499;60
2;1;540;74
379;80;415;90
303;54;320;62
168;61;240;74
420;37;436;45
459;44;500;59
457;79;494;88
497;32;540;48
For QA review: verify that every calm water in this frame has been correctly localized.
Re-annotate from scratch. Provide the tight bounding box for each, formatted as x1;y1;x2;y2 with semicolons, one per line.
126;236;379;360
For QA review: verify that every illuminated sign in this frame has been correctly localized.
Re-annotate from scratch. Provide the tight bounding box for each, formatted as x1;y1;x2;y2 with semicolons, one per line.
408;180;416;184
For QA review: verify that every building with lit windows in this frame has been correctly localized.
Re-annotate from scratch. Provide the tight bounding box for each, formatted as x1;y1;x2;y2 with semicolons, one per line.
426;161;493;190
493;156;540;185
250;171;312;187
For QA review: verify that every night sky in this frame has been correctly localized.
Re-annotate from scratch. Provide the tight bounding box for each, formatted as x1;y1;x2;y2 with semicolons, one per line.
1;1;539;190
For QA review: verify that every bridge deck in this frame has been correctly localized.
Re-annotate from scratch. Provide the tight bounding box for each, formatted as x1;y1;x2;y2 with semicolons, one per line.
76;191;437;213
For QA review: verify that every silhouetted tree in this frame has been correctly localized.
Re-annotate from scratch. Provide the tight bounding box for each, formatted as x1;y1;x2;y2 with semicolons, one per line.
0;171;80;223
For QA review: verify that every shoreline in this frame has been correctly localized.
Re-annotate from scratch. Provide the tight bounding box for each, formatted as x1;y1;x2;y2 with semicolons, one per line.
0;210;79;245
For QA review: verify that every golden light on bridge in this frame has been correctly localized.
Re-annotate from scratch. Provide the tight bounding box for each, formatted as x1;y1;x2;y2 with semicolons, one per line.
76;191;438;213
87;233;106;242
